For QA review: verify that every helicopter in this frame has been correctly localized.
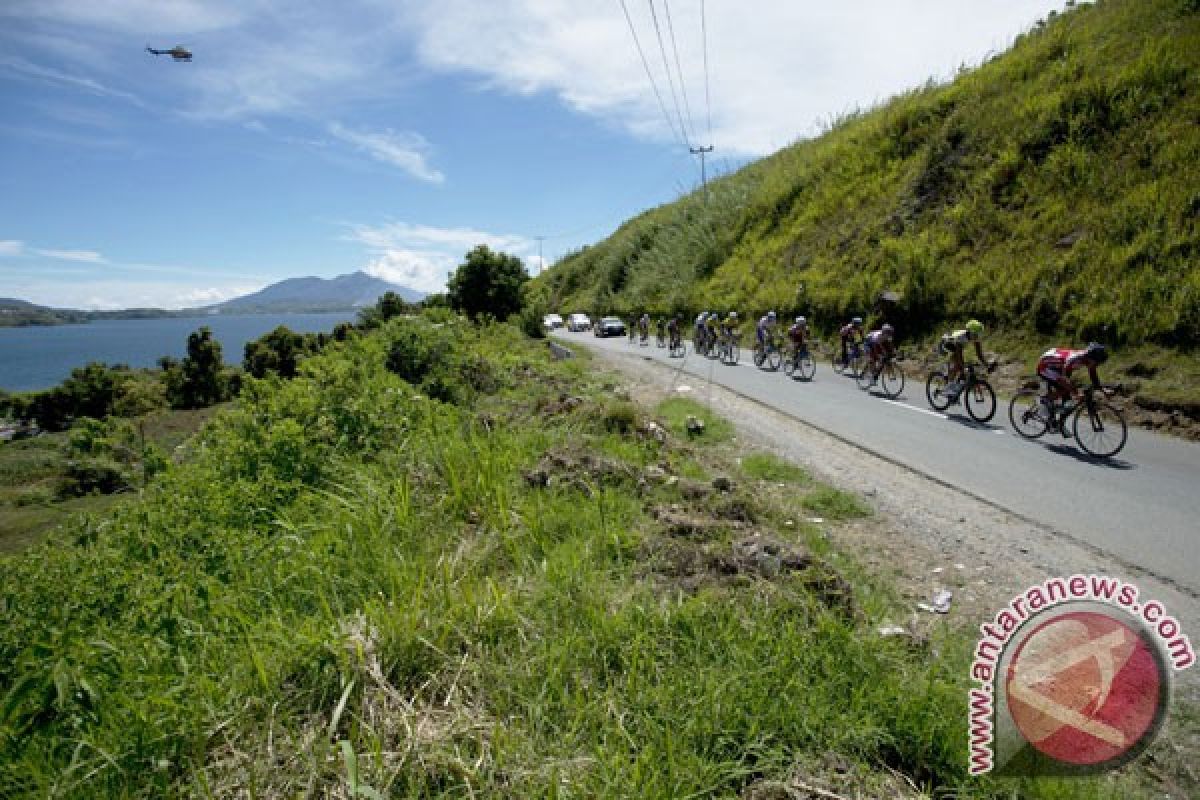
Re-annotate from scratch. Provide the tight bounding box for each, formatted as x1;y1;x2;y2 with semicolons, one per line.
146;45;192;62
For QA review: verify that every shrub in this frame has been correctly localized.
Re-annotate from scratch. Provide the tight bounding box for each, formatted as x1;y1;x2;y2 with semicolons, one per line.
602;402;638;435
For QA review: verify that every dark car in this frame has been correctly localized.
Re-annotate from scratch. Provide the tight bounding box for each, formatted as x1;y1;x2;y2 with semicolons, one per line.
594;316;626;337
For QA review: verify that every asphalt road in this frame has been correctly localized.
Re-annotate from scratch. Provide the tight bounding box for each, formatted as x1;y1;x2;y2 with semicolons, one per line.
560;330;1200;597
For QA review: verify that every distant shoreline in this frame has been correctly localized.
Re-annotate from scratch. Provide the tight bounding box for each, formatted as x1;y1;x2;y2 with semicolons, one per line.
0;307;369;328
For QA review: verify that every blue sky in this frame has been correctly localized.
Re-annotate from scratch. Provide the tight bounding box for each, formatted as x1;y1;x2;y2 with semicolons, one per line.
1;0;1068;309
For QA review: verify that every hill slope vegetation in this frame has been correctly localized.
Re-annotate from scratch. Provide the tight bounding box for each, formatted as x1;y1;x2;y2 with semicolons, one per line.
539;0;1200;403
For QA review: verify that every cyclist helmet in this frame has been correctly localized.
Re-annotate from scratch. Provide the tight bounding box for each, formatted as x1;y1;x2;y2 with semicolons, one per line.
767;310;777;320
966;319;984;339
881;323;895;337
851;316;863;327
795;316;806;325
729;311;738;319
1085;342;1108;365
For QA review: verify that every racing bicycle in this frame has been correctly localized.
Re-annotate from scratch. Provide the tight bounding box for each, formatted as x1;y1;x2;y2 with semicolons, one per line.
926;362;997;423
832;342;864;378
753;334;783;371
1009;384;1128;458
718;330;740;365
784;341;817;380
857;353;905;399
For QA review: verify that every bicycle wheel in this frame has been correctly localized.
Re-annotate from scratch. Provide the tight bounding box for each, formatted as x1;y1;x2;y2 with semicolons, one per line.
1008;390;1048;439
1073;400;1127;459
797;352;816;381
831;350;846;375
783;350;797;376
753;343;765;367
926;371;951;411
965;379;997;423
727;341;740;365
847;353;863;379
881;363;905;399
766;347;782;371
857;364;876;391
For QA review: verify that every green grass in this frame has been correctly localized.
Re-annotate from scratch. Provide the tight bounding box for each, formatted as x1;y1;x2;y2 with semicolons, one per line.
0;316;1186;798
801;486;873;520
0;405;220;552
655;396;735;443
741;452;812;484
537;0;1200;408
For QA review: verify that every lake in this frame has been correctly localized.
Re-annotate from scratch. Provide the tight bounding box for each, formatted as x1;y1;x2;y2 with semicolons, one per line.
0;312;359;393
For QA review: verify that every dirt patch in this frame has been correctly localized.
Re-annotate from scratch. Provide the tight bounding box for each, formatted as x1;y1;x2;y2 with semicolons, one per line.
741;750;928;799
523;449;642;493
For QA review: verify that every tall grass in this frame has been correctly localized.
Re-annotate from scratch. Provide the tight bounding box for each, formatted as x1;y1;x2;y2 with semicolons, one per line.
0;316;1175;798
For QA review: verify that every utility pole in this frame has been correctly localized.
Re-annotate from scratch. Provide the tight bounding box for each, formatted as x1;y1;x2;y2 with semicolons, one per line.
690;144;714;200
535;235;546;275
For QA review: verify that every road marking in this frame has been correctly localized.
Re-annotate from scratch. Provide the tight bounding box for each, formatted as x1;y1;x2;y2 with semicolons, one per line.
885;399;946;420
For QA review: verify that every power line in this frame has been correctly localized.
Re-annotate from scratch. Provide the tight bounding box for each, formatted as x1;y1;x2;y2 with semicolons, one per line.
663;0;697;143
617;0;686;149
700;0;713;140
646;0;691;148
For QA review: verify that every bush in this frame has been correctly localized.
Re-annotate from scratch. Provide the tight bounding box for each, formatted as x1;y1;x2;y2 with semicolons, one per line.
602;402;638;434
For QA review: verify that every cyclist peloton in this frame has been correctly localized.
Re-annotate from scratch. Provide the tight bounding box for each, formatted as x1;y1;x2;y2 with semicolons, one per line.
839;317;864;367
863;323;896;380
1035;342;1110;436
939;319;995;403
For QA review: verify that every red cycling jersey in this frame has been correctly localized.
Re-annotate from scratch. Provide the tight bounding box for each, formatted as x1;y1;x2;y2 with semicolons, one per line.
1036;347;1089;379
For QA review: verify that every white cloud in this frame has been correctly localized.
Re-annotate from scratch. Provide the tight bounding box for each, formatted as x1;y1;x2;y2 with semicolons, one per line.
0;240;24;256
346;221;534;293
329;123;444;183
0;56;146;108
13;279;260;310
400;0;1069;155
0;0;245;36
34;248;107;263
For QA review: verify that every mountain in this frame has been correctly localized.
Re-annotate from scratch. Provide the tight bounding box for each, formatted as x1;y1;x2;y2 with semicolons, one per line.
535;0;1199;407
0;298;89;326
208;271;424;313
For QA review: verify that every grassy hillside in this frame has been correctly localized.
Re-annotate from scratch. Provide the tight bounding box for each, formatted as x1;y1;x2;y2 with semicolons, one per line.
538;0;1200;404
2;315;1182;797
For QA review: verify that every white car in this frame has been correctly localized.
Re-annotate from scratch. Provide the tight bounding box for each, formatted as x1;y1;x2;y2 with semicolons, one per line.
566;313;592;332
542;313;564;330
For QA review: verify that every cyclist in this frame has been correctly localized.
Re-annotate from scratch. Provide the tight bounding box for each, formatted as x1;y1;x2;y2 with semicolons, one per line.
1035;342;1110;434
655;316;667;343
787;315;810;356
939;319;995;403
863;323;896;379
694;311;709;349
756;311;778;348
705;311;720;348
638;312;650;342
839;316;864;367
721;311;740;342
667;314;682;349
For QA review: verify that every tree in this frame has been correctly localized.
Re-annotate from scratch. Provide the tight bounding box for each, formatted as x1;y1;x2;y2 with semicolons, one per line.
446;245;529;321
244;325;308;379
174;327;225;408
